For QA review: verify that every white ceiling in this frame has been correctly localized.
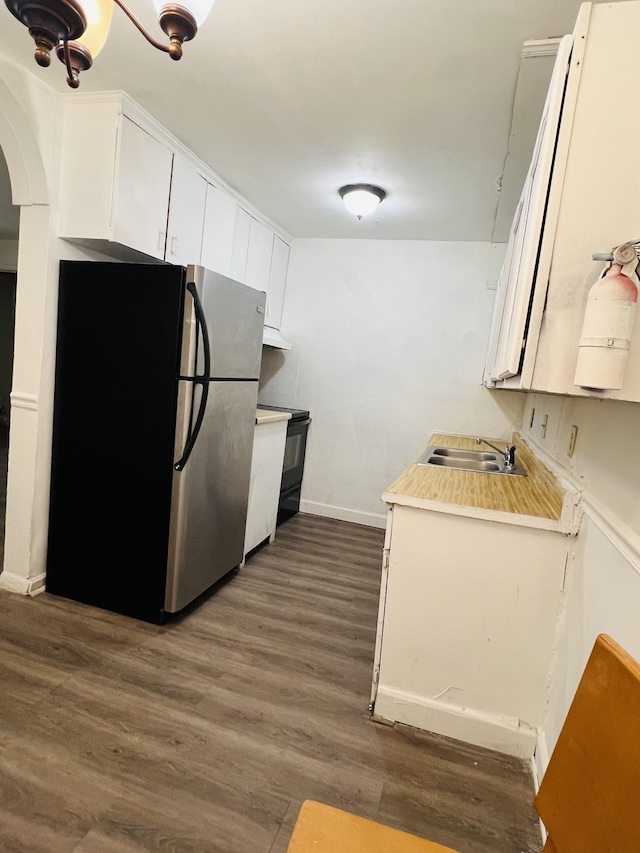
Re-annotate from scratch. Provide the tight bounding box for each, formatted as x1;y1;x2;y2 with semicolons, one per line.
0;0;596;241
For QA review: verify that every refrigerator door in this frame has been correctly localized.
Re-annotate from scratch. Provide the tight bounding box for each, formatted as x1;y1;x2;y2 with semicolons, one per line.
47;261;186;623
185;265;266;380
165;378;259;612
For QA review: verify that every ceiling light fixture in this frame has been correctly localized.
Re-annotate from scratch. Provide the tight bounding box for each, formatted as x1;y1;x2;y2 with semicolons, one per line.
339;184;386;220
4;0;214;88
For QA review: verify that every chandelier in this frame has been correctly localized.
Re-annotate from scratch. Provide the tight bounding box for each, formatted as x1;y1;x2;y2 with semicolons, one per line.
4;0;214;88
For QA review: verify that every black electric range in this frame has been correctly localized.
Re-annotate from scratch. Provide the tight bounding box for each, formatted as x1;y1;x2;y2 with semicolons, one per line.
257;404;311;524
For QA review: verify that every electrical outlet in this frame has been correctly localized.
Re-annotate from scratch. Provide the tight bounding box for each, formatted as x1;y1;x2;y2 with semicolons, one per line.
568;425;578;458
541;414;548;439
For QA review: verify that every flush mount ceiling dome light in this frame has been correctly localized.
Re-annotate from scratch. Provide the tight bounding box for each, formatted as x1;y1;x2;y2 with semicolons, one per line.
339;184;386;220
4;0;214;88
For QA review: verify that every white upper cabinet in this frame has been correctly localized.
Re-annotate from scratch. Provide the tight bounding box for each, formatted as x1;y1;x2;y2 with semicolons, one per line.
166;153;207;266
243;217;291;341
200;183;237;276
57;92;292;347
484;34;573;383
486;1;640;402
485;31;573;382
245;218;274;293
230;207;251;284
266;236;289;331
59;99;174;261
114;117;174;260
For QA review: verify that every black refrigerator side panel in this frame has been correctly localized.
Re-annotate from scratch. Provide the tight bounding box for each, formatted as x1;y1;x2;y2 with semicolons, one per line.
46;261;186;622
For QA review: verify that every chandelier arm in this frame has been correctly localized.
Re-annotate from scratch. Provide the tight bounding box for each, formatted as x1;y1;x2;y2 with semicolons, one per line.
113;0;170;53
61;38;80;87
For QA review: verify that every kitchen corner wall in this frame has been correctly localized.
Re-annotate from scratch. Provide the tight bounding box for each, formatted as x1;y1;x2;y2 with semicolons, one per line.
259;237;523;528
516;389;640;775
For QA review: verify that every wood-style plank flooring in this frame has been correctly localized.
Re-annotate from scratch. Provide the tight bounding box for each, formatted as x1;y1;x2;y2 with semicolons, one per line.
0;513;542;852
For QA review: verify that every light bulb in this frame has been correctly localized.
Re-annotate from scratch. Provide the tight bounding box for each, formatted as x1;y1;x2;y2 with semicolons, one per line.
153;0;214;27
339;184;386;219
76;0;113;57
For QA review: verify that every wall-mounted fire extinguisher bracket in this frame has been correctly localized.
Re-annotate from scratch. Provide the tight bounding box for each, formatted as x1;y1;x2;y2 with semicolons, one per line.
574;240;640;391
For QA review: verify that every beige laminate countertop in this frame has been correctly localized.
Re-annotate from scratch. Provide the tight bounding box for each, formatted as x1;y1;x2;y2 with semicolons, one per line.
383;433;581;533
255;409;292;426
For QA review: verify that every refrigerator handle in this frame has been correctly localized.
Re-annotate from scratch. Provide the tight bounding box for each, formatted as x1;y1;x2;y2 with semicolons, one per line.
174;280;211;472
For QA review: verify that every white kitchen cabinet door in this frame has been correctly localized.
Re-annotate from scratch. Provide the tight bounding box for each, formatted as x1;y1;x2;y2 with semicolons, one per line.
244;217;274;293
230;206;251;283
200;183;237;276
112;116;174;260
242;419;288;561
166;153;207;266
485;34;573;383
265;236;289;330
59;100;174;262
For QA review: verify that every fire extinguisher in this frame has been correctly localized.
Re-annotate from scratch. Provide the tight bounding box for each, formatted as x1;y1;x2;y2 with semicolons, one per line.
574;240;640;391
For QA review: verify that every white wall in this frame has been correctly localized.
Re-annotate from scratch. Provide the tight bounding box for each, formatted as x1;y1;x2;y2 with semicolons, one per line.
259;238;523;527
516;390;640;776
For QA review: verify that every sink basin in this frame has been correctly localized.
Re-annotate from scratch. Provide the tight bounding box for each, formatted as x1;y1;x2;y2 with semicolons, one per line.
416;445;526;476
425;455;503;472
429;447;498;462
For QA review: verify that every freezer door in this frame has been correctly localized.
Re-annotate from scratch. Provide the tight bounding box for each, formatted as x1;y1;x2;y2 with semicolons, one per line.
183;265;266;380
165;379;258;612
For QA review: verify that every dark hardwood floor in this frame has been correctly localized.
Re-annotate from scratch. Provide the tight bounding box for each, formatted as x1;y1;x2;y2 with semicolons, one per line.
0;513;542;852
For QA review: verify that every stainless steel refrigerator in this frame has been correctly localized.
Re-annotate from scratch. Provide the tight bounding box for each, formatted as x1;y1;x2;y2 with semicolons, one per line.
46;261;266;623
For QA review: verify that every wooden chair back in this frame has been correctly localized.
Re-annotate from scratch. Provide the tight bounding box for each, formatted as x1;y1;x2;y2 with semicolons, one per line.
535;633;640;853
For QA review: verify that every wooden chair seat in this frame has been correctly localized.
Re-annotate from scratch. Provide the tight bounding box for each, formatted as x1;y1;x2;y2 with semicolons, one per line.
286;799;459;852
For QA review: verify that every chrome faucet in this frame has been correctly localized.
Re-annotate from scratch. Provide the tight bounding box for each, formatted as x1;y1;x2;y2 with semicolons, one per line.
476;438;516;469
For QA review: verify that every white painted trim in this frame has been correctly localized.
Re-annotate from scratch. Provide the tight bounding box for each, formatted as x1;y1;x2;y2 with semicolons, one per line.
581;499;640;574
0;570;46;596
300;500;387;529
521;38;563;58
0;73;48;205
373;685;537;760
9;391;38;411
381;491;580;534
533;730;551;790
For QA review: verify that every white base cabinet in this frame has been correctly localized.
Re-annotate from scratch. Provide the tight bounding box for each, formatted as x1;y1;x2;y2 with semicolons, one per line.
372;504;571;759
242;418;288;562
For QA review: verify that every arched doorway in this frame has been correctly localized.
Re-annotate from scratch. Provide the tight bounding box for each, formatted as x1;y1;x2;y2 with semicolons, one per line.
0;69;51;594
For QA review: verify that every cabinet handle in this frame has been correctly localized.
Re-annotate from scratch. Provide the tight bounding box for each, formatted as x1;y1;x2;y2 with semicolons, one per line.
171;236;178;256
158;230;166;253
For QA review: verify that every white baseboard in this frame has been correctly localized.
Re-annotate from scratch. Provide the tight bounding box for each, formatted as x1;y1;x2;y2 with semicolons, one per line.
373;685;537;760
533;730;550;789
0;570;46;596
300;499;387;529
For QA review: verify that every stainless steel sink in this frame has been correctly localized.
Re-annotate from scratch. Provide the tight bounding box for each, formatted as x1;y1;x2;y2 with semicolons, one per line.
429;447;498;462
416;445;526;476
